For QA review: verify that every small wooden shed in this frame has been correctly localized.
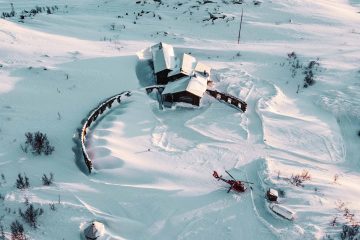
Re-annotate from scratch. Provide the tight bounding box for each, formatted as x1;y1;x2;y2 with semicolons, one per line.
267;188;279;202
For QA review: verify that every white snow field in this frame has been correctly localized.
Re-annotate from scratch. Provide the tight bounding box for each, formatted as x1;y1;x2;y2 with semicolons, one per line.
0;0;359;239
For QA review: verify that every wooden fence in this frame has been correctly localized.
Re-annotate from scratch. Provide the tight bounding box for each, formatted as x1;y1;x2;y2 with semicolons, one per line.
145;86;247;112
80;91;131;173
145;85;165;94
206;89;247;112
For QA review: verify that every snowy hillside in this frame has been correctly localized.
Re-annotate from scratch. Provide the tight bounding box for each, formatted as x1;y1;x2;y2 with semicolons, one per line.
0;0;359;239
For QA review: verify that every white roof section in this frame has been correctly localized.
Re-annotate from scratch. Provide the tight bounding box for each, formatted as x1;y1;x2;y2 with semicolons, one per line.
270;203;295;220
181;53;197;75
167;53;197;78
187;74;208;97
167;67;181;78
269;188;279;197
151;42;175;73
162;76;190;95
83;221;105;239
162;74;208;97
195;62;211;77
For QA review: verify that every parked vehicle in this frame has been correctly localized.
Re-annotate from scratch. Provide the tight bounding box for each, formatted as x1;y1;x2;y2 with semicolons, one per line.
213;170;253;193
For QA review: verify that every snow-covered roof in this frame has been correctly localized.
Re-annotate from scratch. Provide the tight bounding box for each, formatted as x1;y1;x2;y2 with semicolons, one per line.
83;221;105;240
270;203;295;220
167;67;182;78
181;53;197;75
151;42;175;73
162;74;208;97
268;188;279;197
187;74;208;97
167;53;197;78
162;76;190;95
195;62;211;77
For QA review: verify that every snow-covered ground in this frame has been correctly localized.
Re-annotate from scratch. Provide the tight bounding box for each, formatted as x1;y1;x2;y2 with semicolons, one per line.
0;0;359;239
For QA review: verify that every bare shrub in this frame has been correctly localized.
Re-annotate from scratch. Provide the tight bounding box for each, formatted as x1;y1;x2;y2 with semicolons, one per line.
278;189;286;197
49;203;56;211
289;170;311;187
301;170;311;180
110;23;115;30
1;173;6;183
331;217;338;226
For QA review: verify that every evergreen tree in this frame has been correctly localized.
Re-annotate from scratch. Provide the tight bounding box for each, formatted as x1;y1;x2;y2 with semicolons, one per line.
10;220;26;240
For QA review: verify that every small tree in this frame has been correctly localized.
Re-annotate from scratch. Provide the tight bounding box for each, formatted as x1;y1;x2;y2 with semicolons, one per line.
278;189;286;197
110;23;115;30
19;204;43;228
303;60;319;88
341;224;359;240
22;131;54;155
33;132;45;155
16;174;30;190
42;173;54;186
1;173;6;183
49;203;56;211
287;51;302;78
10;220;26;240
10;3;15;17
0;223;5;240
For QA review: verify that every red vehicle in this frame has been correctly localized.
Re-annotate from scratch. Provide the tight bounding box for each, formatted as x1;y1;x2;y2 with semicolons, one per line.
213;170;252;193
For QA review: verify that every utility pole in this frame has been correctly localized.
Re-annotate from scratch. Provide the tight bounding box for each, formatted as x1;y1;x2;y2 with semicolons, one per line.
237;8;244;44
